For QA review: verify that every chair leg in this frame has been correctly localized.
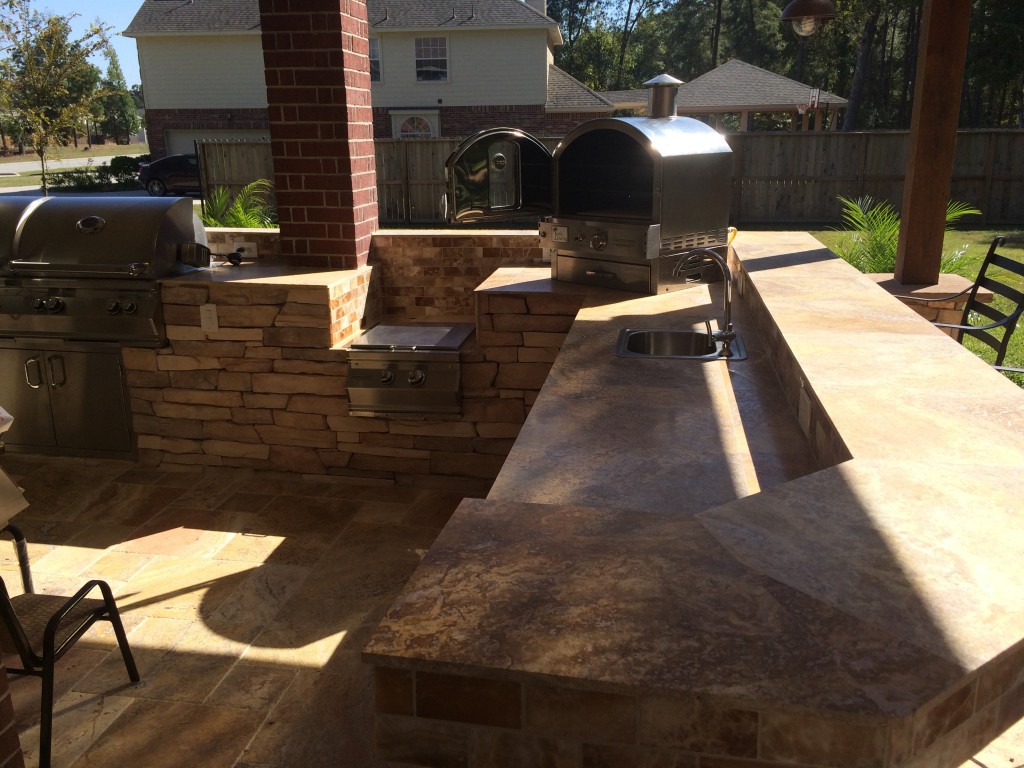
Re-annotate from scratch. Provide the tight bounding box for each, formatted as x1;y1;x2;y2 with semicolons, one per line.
39;661;54;768
98;582;139;682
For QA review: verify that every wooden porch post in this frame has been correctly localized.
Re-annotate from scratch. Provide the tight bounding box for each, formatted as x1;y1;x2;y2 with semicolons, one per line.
894;0;972;285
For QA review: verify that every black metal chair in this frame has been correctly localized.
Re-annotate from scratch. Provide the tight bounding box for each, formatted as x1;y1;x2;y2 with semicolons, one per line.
895;235;1024;367
0;524;139;768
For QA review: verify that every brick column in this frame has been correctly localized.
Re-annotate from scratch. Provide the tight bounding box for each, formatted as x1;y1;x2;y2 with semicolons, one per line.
258;0;378;270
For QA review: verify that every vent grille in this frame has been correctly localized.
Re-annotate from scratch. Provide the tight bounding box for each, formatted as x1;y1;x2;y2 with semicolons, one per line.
660;228;729;256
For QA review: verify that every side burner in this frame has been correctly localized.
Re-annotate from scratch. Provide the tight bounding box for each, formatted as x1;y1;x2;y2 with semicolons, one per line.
346;323;475;416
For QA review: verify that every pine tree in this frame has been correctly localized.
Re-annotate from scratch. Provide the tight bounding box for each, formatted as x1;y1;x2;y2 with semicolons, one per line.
99;49;140;144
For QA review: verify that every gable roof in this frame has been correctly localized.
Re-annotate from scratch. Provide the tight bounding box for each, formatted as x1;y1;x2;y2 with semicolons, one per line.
125;0;260;35
546;65;614;113
676;59;847;111
599;59;848;114
125;0;560;43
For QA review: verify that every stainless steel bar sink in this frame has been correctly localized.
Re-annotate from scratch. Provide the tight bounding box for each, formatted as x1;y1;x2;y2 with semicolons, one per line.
614;327;748;360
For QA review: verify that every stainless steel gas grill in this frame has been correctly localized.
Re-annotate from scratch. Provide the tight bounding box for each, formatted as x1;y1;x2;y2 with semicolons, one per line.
0;196;210;457
346;323;475;417
444;74;733;294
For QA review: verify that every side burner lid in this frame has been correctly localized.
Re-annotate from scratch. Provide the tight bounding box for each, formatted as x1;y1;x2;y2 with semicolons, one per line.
349;323;475;351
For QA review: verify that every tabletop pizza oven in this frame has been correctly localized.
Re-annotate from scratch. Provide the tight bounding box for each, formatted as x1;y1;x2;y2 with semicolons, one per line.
443;75;734;294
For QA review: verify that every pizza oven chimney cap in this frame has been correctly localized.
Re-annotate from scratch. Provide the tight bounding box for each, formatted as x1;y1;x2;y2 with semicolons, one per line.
644;74;683;118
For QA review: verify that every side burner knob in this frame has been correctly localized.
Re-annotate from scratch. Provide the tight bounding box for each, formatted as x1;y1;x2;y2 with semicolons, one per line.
31;298;46;312
123;300;138;315
407;369;426;387
106;299;122;315
45;297;64;313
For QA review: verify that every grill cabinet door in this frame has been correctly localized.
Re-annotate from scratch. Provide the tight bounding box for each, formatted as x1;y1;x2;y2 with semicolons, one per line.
443;128;553;223
0;348;57;448
0;345;132;455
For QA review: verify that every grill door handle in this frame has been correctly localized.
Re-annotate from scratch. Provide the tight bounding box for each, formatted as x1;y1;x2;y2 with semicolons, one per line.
23;356;43;389
585;269;617;279
47;355;66;389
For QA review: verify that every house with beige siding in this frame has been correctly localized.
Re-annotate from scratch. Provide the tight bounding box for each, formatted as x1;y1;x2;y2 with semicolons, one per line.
124;0;613;158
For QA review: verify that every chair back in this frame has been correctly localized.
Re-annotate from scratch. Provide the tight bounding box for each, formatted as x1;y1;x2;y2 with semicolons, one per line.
955;236;1024;366
0;576;38;671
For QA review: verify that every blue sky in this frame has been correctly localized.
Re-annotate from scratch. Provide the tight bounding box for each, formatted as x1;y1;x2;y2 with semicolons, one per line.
37;0;142;87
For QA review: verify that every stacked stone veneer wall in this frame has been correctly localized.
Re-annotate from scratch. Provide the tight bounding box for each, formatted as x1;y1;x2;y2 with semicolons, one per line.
124;249;589;496
370;231;545;318
371;653;1024;768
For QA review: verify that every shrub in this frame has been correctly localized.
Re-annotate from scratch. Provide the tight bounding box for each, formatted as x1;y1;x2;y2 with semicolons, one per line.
109;154;145;184
201;179;277;228
832;195;981;274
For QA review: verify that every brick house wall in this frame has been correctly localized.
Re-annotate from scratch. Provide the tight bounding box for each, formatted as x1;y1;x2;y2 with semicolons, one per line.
372;106;606;139
145;108;270;159
147;105;602;156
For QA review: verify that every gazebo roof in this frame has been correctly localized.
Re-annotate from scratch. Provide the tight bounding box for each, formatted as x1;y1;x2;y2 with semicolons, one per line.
602;59;848;114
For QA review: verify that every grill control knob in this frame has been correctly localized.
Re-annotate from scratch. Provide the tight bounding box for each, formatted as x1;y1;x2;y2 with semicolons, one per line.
380;370;394;384
590;231;608;251
123;300;138;315
31;298;46;312
407;369;426;387
106;299;122;315
45;297;64;313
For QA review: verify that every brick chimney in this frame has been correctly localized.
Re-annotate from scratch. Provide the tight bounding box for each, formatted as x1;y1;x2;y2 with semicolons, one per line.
258;0;378;270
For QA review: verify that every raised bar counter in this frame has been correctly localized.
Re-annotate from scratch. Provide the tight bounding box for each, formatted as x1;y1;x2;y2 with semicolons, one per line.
364;232;1024;768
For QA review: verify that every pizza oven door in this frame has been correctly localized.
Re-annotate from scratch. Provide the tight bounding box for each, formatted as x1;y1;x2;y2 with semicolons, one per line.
442;128;553;224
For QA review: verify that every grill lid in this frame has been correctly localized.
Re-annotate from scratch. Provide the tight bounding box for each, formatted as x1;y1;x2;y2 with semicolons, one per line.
0;196;208;279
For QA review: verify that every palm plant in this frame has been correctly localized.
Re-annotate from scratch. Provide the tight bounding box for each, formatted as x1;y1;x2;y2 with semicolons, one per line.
201;179;277;228
832;195;981;274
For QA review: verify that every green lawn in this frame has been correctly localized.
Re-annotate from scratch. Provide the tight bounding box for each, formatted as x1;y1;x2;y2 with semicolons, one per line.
0;143;147;165
809;227;1024;383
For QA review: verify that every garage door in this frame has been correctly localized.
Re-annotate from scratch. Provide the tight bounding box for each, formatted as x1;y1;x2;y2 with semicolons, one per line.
165;129;271;156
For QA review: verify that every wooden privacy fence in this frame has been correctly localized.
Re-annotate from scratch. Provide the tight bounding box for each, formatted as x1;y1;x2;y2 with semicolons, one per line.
196;130;1024;227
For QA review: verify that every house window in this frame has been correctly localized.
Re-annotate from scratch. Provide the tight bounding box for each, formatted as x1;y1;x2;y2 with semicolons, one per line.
369;37;381;82
390;111;439;139
399;116;432;138
415;36;448;82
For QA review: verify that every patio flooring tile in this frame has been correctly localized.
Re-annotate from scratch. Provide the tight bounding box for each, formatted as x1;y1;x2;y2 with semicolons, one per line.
0;454;1021;768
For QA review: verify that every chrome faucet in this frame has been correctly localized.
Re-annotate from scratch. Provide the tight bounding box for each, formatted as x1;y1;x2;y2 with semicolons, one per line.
671;248;736;357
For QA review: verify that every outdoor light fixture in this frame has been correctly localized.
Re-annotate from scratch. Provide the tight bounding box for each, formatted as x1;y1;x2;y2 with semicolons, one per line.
781;0;838;37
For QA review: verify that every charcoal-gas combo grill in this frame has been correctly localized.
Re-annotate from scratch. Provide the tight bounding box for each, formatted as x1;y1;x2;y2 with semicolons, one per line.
443;74;734;294
0;196;210;457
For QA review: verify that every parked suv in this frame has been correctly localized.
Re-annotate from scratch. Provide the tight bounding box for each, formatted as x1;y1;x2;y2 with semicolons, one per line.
138;154;201;196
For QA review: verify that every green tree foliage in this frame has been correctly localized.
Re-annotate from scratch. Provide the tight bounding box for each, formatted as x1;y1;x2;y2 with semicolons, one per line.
98;49;140;144
0;2;111;192
551;0;1023;129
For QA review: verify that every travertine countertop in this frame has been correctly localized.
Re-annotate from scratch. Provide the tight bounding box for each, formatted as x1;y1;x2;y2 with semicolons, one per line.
364;232;1024;766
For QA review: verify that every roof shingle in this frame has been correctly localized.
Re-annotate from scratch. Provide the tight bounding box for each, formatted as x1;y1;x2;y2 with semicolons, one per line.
125;0;557;36
546;65;614;112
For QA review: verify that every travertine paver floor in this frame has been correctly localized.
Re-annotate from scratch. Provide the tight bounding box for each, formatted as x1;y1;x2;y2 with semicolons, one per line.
0;454;458;768
1;454;1023;768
